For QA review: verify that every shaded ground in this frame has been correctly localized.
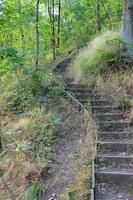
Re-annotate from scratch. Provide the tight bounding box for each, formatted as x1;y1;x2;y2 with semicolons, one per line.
43;98;90;200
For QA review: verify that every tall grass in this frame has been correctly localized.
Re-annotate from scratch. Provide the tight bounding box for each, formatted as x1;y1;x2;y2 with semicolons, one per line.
70;31;133;108
69;31;120;83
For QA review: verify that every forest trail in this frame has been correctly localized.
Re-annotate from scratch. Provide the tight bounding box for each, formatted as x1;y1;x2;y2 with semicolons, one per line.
43;58;89;200
43;58;133;200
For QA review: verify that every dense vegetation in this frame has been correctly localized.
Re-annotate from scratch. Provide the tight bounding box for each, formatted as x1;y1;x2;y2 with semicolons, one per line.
0;0;133;199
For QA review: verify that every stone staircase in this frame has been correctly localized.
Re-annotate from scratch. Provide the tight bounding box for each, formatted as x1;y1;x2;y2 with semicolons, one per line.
54;58;133;200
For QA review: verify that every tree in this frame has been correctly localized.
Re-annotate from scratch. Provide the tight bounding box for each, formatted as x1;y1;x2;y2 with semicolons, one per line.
57;0;61;49
52;0;56;60
0;108;2;153
36;0;40;70
121;0;133;57
96;0;101;31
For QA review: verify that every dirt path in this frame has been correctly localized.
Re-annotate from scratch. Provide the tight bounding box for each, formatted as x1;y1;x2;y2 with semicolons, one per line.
43;100;87;200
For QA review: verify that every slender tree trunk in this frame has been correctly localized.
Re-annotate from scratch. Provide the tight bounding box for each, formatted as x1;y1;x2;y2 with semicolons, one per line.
48;0;52;21
121;0;133;57
57;0;61;49
52;0;56;60
36;0;40;70
18;0;26;57
96;0;101;32
21;30;26;57
100;0;113;28
0;108;2;153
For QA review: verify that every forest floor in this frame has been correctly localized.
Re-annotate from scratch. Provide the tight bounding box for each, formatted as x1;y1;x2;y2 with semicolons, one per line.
43;99;91;200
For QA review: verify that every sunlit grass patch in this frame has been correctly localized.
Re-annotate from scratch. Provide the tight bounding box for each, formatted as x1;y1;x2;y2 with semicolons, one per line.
69;31;120;83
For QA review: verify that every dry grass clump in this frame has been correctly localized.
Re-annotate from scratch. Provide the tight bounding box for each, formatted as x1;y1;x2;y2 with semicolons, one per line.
95;70;133;107
0;106;60;200
128;109;133;123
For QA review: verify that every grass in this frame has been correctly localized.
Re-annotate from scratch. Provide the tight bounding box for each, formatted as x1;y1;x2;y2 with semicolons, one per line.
69;31;120;84
69;30;133;108
95;70;133;107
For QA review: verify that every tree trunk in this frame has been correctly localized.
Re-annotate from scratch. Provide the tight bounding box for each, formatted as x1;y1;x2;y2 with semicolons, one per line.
35;0;40;70
121;0;133;57
96;0;101;32
18;0;26;57
52;0;56;60
57;0;61;49
0;109;2;153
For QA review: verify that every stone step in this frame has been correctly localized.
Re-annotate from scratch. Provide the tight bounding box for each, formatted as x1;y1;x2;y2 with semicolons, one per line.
98;121;131;131
98;131;133;140
94;113;126;121
55;58;72;69
95;183;133;200
96;153;133;168
79;99;111;106
96;168;133;185
54;68;67;73
92;106;120;113
98;141;133;153
72;93;101;100
66;87;90;93
56;75;73;83
66;83;88;89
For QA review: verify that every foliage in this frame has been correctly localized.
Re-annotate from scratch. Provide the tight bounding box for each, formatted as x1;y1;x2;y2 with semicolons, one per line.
0;0;123;66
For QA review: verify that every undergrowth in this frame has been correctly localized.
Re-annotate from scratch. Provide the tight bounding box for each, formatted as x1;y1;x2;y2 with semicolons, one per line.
0;66;65;199
0;105;62;200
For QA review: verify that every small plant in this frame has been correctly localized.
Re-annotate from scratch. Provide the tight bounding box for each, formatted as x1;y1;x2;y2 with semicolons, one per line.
116;91;129;108
22;181;44;200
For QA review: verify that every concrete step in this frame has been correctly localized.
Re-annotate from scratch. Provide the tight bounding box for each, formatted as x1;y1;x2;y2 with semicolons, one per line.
56;75;73;83
96;153;133;168
98;141;133;153
98;121;131;131
98;131;133;140
72;93;101;101
55;58;72;69
92;106;120;113
96;168;133;185
54;68;67;73
66;83;88;89
79;99;111;106
94;113;126;121
65;87;90;93
95;183;133;200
